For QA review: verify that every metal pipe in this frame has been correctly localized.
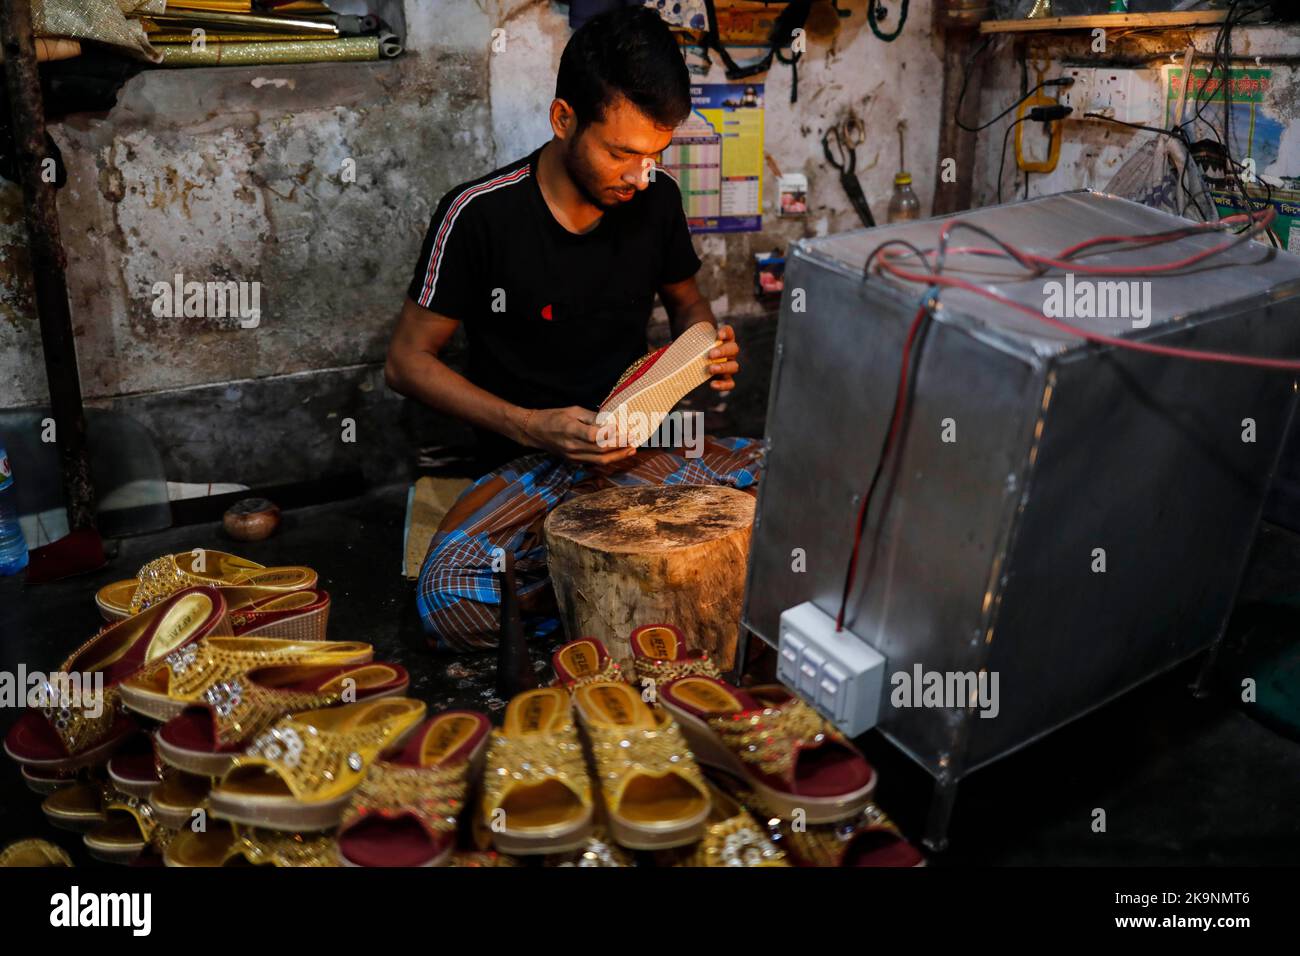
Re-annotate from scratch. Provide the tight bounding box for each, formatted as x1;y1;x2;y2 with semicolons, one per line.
1;0;96;531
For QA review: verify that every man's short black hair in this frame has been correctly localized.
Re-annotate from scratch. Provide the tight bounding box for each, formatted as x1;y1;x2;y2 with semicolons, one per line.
556;6;691;131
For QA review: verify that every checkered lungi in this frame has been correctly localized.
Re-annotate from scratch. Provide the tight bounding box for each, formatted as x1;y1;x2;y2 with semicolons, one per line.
417;436;764;651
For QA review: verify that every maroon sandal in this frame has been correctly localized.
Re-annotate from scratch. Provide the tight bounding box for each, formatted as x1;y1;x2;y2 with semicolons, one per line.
106;733;162;799
337;711;490;867
155;661;411;776
4;586;228;772
551;637;623;690
629;623;722;685
659;676;876;824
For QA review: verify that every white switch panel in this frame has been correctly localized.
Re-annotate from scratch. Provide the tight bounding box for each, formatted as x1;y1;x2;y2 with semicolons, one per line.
777;601;886;737
1059;66;1148;125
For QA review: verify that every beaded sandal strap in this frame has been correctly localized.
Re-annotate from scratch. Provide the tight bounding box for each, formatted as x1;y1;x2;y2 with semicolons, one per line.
341;760;467;837
583;717;706;812
481;721;591;816
706;697;846;783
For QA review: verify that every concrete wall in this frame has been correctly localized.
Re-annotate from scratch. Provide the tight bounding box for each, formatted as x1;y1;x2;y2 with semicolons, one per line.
0;0;943;488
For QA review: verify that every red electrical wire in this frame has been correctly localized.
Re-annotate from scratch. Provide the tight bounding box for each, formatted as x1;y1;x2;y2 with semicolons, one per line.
835;301;931;632
837;205;1292;632
873;207;1299;370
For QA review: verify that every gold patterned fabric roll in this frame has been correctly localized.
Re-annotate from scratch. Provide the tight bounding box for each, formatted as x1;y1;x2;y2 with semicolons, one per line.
156;35;385;66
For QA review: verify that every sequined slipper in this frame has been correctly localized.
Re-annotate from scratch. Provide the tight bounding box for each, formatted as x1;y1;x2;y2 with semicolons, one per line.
95;550;316;621
4;586;228;772
120;636;373;723
0;839;73;867
207;697;427;831
551;637;624;691
481;688;594;856
629;623;722;686
164;820;339;867
154;661;408;776
659;677;876;824
571;680;710;849
337;711;490;867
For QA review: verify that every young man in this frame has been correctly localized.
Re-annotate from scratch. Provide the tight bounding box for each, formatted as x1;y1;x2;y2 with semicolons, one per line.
386;7;763;650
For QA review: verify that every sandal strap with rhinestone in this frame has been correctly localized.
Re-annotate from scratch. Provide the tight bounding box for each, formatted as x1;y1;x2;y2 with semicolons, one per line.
667;785;788;867
208;698;426;831
551;637;624;692
659;677;877;824
338;712;488;867
481;689;593;855
186;662;408;750
572;681;710;850
629;624;722;686
120;636;373;722
99;551;316;617
4;586;228;770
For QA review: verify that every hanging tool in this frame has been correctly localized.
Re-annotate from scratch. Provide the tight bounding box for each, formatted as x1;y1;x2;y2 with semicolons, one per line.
822;117;875;228
1015;60;1065;175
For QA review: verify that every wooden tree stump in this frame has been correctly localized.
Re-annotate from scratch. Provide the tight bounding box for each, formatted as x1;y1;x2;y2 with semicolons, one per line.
544;485;755;670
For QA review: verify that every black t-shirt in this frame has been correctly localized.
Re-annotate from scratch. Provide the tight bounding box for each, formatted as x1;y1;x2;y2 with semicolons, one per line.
407;146;702;468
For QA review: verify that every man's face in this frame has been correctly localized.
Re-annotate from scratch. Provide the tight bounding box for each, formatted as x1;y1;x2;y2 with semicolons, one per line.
558;95;677;209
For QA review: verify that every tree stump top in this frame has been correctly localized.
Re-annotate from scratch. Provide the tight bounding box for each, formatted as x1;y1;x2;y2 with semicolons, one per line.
545;485;755;554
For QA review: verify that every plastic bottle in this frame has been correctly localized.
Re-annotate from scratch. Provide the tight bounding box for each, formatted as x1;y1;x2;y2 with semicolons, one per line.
887;172;921;222
0;446;30;575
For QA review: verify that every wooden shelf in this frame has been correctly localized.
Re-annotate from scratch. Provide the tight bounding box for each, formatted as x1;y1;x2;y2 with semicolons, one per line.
979;11;1230;35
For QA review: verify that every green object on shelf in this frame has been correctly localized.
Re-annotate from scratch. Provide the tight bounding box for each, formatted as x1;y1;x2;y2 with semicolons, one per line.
1108;0;1129;12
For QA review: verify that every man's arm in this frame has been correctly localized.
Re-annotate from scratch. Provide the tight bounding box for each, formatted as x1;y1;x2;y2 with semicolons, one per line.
658;275;740;392
384;296;634;464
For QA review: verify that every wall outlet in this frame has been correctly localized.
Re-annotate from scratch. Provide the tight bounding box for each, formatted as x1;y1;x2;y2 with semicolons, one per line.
777;601;886;737
1059;66;1147;125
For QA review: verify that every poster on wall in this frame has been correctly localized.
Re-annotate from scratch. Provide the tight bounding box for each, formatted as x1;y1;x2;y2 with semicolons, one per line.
661;83;765;233
1164;65;1300;252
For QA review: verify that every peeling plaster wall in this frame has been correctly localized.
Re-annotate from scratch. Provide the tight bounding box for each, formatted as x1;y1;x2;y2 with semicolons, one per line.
969;26;1300;212
0;0;943;486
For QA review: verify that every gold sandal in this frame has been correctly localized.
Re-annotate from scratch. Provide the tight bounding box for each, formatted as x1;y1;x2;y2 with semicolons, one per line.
0;839;73;867
481;688;593;856
120;636;373;723
208;698;427;831
629;624;722;686
572;681;710;850
659;783;788;867
83;789;174;864
164;820;339;867
96;550;316;620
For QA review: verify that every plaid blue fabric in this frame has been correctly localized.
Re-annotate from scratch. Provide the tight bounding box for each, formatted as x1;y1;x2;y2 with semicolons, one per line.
417;437;764;651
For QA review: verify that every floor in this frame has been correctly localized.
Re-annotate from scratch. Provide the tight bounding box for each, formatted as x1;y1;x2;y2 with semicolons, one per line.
1;484;1297;865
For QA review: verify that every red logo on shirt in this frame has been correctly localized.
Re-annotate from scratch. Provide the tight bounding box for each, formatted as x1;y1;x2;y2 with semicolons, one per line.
541;304;553;321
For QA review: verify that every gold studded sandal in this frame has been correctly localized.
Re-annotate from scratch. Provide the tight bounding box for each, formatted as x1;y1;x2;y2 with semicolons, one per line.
96;550;317;621
42;780;108;833
337;711;490;867
658;782;788;867
149;767;213;830
83;789;174;864
4;586;229;772
629;624;722;688
120;636;374;723
572;680;710;850
207;697;427;832
551;637;625;691
660;677;877;824
164;820;339;867
481;688;593;856
0;839;74;867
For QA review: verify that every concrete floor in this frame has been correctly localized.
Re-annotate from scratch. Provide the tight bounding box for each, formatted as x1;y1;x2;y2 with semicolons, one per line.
1;484;1297;865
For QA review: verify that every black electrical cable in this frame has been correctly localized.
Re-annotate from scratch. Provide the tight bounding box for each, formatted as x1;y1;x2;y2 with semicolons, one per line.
996;116;1027;205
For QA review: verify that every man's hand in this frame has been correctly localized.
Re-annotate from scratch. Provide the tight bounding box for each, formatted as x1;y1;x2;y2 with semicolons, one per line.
707;323;740;392
518;405;637;465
